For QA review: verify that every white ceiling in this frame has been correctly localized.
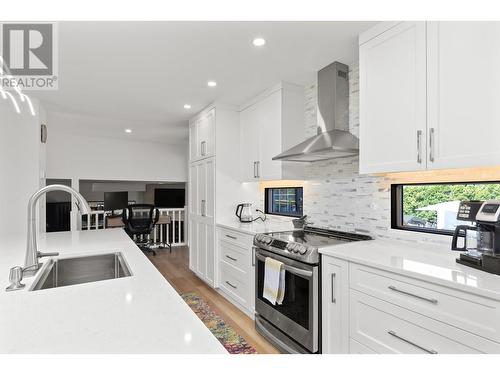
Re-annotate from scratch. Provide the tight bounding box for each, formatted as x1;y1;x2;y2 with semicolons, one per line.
33;21;376;144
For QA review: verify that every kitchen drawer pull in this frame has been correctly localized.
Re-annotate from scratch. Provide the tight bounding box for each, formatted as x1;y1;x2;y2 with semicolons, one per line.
387;330;438;354
226;281;237;289
225;255;237;261
388;285;438;304
331;273;337;303
225;234;238;240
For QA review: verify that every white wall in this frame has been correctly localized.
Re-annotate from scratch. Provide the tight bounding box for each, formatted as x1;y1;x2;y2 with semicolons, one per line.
46;112;188;183
0;97;45;237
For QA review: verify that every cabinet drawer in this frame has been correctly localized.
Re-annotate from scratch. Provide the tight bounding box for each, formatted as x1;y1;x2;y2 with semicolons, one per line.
219;261;252;308
220;239;252;273
350;263;500;343
350;290;500;354
218;227;254;247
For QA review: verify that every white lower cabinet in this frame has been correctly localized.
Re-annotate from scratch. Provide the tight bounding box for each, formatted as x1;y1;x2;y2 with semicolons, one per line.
350;290;498;354
321;257;350;353
321;255;500;354
217;227;255;316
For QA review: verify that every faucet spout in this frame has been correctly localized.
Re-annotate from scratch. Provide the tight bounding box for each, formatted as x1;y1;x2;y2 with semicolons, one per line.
24;184;91;276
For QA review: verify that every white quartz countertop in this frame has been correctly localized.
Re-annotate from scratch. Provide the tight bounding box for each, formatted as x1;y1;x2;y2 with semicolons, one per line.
217;218;296;235
319;238;500;301
0;229;227;354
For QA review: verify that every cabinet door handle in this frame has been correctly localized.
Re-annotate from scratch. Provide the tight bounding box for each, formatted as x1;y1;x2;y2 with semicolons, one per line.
331;273;337;303
225;234;237;240
253;161;257;179
387;330;438;354
226;281;237;289
388;285;438;304
252;246;256;267
416;130;422;164
201;141;206;156
256;161;260;178
429;128;435;162
225;255;237;261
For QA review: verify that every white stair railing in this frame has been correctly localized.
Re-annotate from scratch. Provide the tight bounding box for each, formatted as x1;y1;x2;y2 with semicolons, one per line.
153;207;187;246
80;207;187;247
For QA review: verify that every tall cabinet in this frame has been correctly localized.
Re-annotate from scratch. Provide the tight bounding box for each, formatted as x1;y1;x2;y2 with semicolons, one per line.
188;105;240;287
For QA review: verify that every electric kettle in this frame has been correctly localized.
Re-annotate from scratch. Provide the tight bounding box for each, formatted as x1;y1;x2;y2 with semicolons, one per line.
235;203;253;223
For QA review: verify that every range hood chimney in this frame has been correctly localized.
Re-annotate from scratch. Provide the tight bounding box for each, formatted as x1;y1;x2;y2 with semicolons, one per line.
273;61;359;162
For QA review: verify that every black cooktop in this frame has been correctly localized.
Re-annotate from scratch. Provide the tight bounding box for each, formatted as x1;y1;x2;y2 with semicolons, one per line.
267;226;372;249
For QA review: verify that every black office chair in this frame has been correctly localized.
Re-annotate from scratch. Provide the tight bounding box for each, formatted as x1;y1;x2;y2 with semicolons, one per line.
122;204;159;256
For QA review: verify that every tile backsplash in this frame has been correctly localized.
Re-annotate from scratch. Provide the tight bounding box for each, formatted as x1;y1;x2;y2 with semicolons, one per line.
302;63;450;246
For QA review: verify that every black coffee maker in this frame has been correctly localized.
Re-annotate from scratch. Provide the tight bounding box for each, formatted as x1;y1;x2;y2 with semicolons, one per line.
452;200;500;275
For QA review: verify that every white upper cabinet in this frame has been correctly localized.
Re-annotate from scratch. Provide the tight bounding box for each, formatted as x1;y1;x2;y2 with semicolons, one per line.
239;83;305;182
239;101;261;181
359;22;427;174
427;22;500;170
360;21;500;174
189;108;215;162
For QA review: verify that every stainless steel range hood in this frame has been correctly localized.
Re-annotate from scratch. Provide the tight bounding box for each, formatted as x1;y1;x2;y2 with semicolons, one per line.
273;61;359;162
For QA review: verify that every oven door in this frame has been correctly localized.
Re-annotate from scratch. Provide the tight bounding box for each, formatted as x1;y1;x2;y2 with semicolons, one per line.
254;247;319;353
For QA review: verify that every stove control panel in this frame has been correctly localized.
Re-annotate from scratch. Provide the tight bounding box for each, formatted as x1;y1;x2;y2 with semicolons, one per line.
271;239;288;250
254;234;312;256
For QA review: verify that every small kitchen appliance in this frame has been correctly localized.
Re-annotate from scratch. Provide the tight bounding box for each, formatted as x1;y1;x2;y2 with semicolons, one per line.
235;203;253;223
452;200;500;275
253;226;372;353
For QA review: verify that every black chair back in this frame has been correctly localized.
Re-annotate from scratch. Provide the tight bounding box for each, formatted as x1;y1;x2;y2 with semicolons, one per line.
122;204;159;236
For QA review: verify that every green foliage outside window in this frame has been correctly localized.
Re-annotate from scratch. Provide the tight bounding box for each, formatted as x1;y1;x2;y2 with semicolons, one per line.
403;183;500;224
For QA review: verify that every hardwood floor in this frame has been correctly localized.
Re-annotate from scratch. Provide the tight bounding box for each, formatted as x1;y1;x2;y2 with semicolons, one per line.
146;247;280;354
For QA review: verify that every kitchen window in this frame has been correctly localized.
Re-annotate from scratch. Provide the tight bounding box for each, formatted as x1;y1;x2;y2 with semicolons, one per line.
265;187;303;218
391;181;500;235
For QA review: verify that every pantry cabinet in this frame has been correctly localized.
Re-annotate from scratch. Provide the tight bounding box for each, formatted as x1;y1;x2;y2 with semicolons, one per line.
189;157;216;285
188;104;240;288
239;83;305;182
360;21;500;174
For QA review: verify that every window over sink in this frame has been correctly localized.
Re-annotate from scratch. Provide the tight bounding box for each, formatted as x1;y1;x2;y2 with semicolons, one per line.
265;187;303;218
391;181;500;235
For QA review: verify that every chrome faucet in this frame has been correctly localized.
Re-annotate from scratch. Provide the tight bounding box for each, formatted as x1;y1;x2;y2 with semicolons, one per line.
23;184;91;276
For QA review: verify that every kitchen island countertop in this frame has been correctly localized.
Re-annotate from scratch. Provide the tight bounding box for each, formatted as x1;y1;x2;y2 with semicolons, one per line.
0;229;227;354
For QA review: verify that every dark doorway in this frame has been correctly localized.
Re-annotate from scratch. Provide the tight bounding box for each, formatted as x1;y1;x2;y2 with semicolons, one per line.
46;179;72;232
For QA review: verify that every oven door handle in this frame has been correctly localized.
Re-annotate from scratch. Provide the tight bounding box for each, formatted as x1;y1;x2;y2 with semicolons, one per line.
255;253;313;278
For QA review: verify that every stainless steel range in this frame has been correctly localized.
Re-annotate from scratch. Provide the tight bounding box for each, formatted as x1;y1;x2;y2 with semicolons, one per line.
253;226;372;354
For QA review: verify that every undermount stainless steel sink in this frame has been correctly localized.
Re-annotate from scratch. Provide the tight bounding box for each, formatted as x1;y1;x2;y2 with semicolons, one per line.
30;252;132;291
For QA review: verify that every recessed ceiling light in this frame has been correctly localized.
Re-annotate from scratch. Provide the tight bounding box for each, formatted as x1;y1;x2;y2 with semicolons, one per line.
252;37;266;47
207;81;217;87
184;104;191;109
125;129;132;134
